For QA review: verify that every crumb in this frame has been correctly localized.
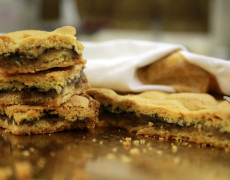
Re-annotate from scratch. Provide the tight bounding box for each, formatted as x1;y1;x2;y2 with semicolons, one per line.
92;138;96;142
112;147;117;153
146;142;151;147
49;133;52;136
83;136;85;139
29;147;35;153
148;122;153;126
142;148;147;153
145;135;149;138
159;137;164;141
156;150;163;156
22;150;30;157
123;141;131;148
99;141;104;145
148;147;153;151
0;166;12;180
172;145;178;153
133;140;139;146
129;148;140;155
14;161;32;180
125;137;132;141
173;157;181;164
120;155;131;163
140;139;145;144
37;158;46;169
182;142;189;146
50;151;56;157
106;153;116;160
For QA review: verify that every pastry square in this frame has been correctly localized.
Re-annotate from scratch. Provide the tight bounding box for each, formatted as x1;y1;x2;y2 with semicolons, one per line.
0;94;99;135
0;64;88;106
0;26;84;74
87;88;230;151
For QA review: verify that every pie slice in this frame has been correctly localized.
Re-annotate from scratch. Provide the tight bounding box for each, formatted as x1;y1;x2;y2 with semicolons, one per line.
0;26;84;74
0;94;99;135
87;88;230;151
0;64;88;106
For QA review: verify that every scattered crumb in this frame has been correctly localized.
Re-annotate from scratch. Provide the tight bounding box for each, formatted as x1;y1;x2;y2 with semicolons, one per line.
159;137;164;141
148;147;153;151
145;135;149;138
83;136;85;139
173;157;181;164
106;153;116;160
146;143;151;147
99;141;104;145
129;148;140;155
142;148;147;153
119;140;123;143
112;147;118;153
156;150;163;156
92;139;96;142
125;137;132;141
140;139;145;144
37;158;46;169
14;161;32;180
120;155;131;163
22;150;30;157
49;133;52;136
29;147;35;153
182;142;189;146
50;151;56;157
172;145;178;153
133;140;139;146
123;141;131;148
0;166;12;180
148;122;153;126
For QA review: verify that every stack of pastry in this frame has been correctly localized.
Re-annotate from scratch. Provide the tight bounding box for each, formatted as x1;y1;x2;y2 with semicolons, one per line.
0;26;99;135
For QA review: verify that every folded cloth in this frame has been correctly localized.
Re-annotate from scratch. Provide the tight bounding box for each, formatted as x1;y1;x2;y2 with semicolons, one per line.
83;39;230;95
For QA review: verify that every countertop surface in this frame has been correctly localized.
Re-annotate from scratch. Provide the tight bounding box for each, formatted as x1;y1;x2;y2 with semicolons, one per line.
0;127;230;180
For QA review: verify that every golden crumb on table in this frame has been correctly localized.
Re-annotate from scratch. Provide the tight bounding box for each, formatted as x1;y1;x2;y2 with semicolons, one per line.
14;161;32;180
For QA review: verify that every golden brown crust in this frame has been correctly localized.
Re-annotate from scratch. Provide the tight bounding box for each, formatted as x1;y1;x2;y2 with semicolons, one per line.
137;52;211;93
0;26;84;74
0;94;100;135
0;26;83;56
0;63;85;94
0;76;89;106
86;88;230;149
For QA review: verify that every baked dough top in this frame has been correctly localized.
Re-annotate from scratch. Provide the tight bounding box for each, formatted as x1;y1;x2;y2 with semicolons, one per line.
1;94;99;124
0;26;84;57
86;88;230;133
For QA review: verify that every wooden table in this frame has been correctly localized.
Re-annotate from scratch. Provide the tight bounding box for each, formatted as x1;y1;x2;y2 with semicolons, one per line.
0;127;230;180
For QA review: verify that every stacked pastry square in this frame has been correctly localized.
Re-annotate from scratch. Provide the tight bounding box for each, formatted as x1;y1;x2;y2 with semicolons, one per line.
0;26;99;135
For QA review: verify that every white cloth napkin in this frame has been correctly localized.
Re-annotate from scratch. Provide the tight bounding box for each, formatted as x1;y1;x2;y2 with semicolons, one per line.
83;39;230;95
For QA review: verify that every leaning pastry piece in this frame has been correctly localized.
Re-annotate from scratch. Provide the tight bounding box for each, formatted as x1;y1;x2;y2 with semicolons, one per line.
0;64;88;106
0;26;84;74
87;88;230;151
0;94;99;135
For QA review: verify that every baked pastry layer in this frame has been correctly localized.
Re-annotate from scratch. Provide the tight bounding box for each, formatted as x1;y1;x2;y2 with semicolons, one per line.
137;52;211;93
0;64;88;106
0;94;99;135
87;88;230;150
0;26;84;74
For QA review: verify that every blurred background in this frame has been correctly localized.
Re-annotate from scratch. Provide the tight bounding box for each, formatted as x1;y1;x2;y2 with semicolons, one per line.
0;0;229;59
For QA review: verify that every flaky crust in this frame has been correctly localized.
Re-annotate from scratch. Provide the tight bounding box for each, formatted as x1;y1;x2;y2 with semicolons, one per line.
0;94;100;135
86;88;230;133
0;26;84;57
0;63;85;94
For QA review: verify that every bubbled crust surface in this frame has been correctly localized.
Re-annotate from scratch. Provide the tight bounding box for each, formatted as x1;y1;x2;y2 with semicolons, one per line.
0;26;84;57
86;88;230;133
